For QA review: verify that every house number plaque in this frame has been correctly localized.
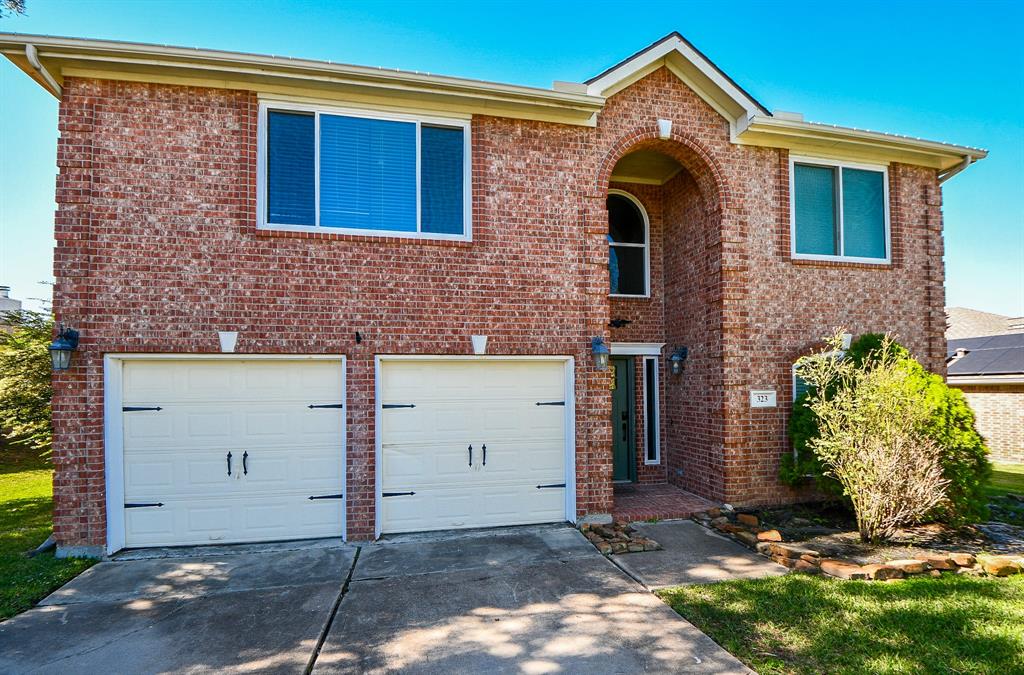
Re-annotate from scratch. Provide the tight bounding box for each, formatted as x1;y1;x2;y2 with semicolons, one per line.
749;390;777;408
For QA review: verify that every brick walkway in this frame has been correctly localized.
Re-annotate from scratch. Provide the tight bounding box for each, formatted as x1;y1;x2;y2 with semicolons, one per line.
612;483;717;523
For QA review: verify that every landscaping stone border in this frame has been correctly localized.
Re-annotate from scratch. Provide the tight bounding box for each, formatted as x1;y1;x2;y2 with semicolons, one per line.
580;522;662;555
691;509;1024;581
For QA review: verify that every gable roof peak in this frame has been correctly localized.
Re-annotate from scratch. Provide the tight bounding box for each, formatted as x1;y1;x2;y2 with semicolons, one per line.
584;32;770;124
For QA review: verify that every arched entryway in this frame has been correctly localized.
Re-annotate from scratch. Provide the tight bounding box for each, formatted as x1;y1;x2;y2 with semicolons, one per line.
599;132;728;518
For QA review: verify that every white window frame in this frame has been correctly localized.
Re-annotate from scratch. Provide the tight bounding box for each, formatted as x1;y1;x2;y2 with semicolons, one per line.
608;189;651;298
642;355;661;465
789;155;891;265
792;349;846;400
256;100;472;242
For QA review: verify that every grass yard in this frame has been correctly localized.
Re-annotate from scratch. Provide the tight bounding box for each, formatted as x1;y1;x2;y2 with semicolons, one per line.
660;573;1024;674
986;463;1024;498
0;451;95;621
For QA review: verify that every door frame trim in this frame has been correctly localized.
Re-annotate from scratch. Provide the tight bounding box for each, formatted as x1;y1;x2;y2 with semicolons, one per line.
103;353;347;555
373;355;577;538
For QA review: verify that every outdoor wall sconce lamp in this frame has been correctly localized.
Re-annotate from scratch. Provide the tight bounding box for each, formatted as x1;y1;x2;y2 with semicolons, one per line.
48;325;80;371
591;336;610;370
669;346;689;376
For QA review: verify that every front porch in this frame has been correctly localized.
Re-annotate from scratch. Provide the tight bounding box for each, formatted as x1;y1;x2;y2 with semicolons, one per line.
611;483;716;523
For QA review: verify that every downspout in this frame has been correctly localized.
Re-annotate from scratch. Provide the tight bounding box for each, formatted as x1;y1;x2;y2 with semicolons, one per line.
938;155;973;184
25;44;62;98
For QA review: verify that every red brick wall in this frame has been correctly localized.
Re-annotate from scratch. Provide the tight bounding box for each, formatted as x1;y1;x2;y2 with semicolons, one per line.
51;65;949;548
956;385;1024;463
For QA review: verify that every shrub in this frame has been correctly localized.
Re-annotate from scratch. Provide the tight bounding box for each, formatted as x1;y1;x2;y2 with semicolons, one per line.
785;331;991;526
797;333;950;542
0;310;53;454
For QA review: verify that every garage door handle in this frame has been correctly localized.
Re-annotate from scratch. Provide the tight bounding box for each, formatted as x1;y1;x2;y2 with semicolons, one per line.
468;444;473;467
226;451;232;477
242;451;248;476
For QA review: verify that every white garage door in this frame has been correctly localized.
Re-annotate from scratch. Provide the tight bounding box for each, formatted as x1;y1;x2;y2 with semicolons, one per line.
120;359;345;547
380;359;570;534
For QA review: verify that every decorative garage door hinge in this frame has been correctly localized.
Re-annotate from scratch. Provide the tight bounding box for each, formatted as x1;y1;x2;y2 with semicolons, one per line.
535;401;565;406
382;491;416;497
125;502;164;508
308;403;344;409
536;483;566;489
382;403;416;409
122;406;163;412
308;493;344;500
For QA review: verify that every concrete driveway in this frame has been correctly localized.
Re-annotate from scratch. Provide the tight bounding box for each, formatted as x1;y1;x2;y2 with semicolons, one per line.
0;526;750;674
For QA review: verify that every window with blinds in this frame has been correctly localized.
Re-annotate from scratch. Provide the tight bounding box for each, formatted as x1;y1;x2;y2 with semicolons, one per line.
791;159;889;262
262;106;469;238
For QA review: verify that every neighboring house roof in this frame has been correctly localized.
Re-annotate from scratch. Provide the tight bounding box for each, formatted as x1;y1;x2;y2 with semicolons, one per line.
947;333;1024;383
0;31;987;172
946;306;1023;340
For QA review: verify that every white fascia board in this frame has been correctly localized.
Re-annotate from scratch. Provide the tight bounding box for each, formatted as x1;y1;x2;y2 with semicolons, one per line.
585;35;764;126
737;115;988;171
947;375;1024;385
0;33;604;125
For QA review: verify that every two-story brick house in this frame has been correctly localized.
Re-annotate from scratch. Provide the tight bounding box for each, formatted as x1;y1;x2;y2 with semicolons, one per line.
1;32;985;556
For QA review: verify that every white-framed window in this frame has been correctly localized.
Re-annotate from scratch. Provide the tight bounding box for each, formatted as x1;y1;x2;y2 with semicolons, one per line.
642;356;660;464
789;156;890;264
792;363;810;400
607;189;650;297
792;349;846;400
256;101;472;240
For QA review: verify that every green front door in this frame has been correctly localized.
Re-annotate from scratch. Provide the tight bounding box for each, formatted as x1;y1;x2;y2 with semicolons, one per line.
610;356;636;482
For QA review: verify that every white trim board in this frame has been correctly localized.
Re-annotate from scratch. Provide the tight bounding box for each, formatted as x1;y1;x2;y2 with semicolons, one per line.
103;353;347;555
611;342;665;356
373;354;577;539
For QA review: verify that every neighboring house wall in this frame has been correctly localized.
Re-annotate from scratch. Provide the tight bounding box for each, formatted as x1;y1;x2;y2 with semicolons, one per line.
50;65;948;547
957;385;1024;464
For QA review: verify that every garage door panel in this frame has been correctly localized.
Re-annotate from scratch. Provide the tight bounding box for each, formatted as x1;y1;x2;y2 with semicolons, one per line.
382;484;565;534
125;494;344;547
380;359;569;534
122;359;344;548
477;441;565;483
124;405;340;452
381;442;472;486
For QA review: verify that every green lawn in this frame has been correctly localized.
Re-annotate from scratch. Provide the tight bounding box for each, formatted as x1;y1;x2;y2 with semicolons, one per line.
660;574;1024;674
0;452;95;621
986;463;1024;498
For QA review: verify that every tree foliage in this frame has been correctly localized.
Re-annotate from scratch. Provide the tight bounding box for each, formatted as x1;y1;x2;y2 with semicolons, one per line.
0;0;26;19
783;331;991;526
0;310;53;454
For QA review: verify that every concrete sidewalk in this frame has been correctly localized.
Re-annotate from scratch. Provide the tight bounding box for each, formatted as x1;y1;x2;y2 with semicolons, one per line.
612;521;788;589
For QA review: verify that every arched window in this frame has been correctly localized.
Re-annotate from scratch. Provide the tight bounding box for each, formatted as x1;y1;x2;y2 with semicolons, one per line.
607;191;649;296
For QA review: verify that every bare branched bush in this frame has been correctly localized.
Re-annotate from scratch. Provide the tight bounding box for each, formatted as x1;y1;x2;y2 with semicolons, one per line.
796;331;950;542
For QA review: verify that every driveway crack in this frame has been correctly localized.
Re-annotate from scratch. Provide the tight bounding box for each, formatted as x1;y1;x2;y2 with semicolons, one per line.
304;545;361;674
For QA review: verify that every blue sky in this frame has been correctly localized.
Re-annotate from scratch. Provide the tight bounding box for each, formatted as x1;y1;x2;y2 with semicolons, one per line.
1;0;1022;314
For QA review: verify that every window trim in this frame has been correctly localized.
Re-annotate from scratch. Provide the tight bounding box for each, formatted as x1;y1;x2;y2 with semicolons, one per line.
257;100;472;241
607;189;651;298
789;155;890;265
642;355;661;465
